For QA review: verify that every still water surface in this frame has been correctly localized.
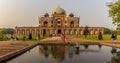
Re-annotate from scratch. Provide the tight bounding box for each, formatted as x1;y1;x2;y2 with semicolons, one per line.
6;45;120;63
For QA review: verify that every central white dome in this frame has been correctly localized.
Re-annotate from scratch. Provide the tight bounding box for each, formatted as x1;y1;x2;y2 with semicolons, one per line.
52;6;66;15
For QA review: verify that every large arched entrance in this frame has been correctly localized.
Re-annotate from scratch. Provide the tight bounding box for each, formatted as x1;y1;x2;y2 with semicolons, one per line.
70;21;74;27
43;21;48;27
43;29;46;36
57;29;61;34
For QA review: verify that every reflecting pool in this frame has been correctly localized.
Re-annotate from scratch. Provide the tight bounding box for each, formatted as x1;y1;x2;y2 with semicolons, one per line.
5;45;120;63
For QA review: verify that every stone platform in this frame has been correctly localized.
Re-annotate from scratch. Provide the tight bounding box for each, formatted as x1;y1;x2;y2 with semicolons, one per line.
40;37;120;48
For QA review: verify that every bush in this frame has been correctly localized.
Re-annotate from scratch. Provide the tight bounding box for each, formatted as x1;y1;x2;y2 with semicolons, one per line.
28;33;32;40
98;32;103;40
0;35;10;41
23;36;26;41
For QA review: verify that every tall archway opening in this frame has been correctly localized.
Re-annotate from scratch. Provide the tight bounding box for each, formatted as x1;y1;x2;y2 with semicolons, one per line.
70;21;74;27
58;29;61;34
43;29;46;36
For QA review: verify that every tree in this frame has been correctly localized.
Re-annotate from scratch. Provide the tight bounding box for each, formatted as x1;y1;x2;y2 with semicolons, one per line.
0;28;15;34
112;30;117;34
104;28;112;34
98;32;103;40
107;0;120;26
23;35;26;41
28;33;32;40
83;26;89;38
115;25;120;35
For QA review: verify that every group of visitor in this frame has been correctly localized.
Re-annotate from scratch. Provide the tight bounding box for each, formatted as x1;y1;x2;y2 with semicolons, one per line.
10;33;117;44
10;34;18;41
61;33;117;44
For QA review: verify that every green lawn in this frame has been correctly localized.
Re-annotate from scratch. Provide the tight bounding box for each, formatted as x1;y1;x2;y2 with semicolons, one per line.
0;35;10;41
16;36;47;41
77;35;120;41
0;35;47;41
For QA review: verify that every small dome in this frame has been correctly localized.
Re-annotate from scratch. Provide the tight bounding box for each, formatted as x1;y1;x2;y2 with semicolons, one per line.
44;13;49;17
69;13;74;17
52;6;66;15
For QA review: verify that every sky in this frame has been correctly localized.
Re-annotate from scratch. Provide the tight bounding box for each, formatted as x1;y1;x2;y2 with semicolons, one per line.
0;0;116;29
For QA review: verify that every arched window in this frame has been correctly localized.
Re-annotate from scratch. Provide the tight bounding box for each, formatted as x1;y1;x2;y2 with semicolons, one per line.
31;29;35;35
22;29;25;35
70;21;74;27
36;29;40;35
58;21;60;24
43;21;48;27
56;18;61;27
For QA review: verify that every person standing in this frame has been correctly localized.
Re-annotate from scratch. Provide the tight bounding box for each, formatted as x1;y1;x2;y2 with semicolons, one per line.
10;34;14;41
111;33;116;44
61;33;66;43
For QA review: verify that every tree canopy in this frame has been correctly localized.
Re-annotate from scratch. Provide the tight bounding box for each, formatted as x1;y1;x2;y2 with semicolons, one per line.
98;32;103;40
28;33;32;40
83;26;89;38
104;28;112;34
107;0;120;26
0;28;15;34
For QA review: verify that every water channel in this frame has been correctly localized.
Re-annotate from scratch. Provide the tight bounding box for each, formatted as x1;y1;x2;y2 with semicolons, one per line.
5;45;120;63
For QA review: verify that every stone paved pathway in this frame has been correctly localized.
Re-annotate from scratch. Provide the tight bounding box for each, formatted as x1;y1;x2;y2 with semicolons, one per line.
40;36;120;48
0;41;38;62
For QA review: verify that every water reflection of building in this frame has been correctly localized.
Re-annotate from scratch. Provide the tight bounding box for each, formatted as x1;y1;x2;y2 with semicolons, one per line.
38;45;101;62
15;6;104;36
39;45;50;58
39;45;65;62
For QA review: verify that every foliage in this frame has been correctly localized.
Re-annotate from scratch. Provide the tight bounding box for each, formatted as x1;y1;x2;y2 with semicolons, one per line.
23;36;26;41
98;32;103;40
0;28;15;34
77;35;119;40
83;26;89;38
0;34;10;41
16;35;47;41
0;34;47;41
112;30;117;34
104;28;112;34
77;35;98;40
116;25;120;35
107;0;120;26
28;33;32;40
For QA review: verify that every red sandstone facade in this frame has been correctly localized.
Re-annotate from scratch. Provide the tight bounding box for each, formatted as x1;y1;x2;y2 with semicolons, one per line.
15;6;104;36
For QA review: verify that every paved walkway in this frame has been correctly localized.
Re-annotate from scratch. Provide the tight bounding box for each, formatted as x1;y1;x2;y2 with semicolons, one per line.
40;36;120;48
0;41;38;62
